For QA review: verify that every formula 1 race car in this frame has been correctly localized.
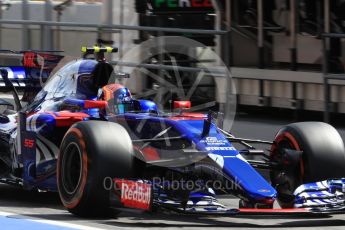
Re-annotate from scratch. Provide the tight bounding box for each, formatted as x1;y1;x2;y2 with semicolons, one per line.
0;46;345;218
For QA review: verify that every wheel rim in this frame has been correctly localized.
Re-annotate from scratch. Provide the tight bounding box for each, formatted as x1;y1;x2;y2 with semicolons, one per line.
61;142;83;195
271;135;302;208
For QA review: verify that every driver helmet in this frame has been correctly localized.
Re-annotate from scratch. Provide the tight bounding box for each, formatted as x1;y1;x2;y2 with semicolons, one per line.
100;84;134;114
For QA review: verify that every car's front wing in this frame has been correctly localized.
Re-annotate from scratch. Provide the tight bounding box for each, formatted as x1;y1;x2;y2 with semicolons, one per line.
109;178;345;217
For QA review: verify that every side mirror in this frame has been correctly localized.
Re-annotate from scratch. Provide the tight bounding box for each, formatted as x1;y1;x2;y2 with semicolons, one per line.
173;101;191;110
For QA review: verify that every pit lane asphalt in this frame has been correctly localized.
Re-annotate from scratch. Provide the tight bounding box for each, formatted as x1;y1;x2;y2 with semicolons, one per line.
1;112;345;229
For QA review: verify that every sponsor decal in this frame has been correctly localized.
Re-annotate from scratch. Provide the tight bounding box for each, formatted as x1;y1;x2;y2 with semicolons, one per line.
201;137;236;152
201;137;228;146
205;146;236;151
206;137;218;142
114;179;152;210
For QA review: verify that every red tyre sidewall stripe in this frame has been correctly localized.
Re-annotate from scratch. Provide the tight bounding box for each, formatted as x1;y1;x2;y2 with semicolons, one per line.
272;131;305;180
58;127;88;209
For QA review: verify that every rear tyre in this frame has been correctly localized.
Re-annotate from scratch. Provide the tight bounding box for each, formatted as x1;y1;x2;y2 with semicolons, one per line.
57;121;134;217
270;122;345;208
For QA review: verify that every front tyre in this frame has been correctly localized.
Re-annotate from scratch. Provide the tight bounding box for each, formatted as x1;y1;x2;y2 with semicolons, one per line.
57;121;134;217
270;122;345;208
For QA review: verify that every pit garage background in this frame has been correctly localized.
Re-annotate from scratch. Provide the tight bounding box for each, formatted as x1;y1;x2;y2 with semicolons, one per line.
0;0;345;122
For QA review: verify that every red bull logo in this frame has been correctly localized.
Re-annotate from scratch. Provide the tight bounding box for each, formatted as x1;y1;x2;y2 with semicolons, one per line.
115;179;152;210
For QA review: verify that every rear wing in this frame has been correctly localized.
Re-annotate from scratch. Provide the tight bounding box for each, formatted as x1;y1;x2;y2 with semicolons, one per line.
21;51;64;70
0;50;64;101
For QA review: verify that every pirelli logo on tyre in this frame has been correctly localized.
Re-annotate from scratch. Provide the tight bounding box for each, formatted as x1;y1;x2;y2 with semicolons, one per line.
114;179;152;211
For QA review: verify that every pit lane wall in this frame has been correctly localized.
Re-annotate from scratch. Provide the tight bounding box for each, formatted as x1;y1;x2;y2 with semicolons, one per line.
232;67;345;113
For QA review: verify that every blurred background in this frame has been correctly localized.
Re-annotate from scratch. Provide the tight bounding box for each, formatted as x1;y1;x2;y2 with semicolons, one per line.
0;0;345;123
